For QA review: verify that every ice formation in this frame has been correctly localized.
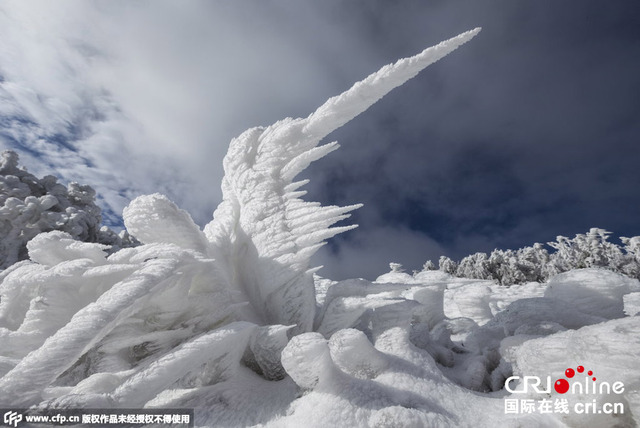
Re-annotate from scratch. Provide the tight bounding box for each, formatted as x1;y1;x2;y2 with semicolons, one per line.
0;150;137;269
1;27;639;427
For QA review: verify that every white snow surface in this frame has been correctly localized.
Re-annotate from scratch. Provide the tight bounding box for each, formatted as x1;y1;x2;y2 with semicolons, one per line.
1;28;639;427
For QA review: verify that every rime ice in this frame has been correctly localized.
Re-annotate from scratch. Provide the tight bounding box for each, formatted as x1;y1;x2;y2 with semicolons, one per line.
1;28;639;427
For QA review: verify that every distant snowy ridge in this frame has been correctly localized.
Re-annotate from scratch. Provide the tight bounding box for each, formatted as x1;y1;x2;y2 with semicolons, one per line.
2;28;639;428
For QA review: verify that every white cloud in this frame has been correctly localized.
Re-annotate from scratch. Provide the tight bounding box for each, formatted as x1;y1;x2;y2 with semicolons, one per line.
0;1;384;226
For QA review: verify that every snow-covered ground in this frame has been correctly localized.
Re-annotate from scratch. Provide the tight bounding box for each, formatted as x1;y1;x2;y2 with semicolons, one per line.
1;28;639;428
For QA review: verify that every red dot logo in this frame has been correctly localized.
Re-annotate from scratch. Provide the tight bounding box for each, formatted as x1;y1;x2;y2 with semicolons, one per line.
554;379;570;394
554;364;597;394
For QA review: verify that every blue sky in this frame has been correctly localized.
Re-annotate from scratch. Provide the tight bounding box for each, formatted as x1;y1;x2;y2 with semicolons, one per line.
1;1;639;279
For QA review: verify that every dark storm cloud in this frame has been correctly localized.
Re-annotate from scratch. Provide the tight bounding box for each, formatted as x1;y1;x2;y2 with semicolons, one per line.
305;1;640;278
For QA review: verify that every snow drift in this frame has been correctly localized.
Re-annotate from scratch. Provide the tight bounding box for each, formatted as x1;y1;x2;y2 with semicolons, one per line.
1;27;639;427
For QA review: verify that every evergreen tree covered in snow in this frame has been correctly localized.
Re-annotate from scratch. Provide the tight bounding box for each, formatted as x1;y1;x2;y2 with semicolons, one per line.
0;151;137;269
438;255;457;275
456;252;492;280
422;260;436;271
621;236;640;278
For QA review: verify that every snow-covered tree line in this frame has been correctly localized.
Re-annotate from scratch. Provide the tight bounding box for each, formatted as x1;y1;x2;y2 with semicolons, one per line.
420;228;640;285
0;150;137;269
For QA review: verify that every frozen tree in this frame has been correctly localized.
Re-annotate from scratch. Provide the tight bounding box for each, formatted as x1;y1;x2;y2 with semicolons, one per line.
486;245;551;286
620;236;640;279
516;242;549;282
438;255;457;275
422;260;436;271
547;229;626;275
389;262;405;273
0;150;136;269
456;252;492;280
486;249;521;286
584;228;625;270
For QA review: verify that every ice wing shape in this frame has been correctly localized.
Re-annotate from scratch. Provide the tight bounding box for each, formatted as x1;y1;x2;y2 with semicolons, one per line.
204;28;481;334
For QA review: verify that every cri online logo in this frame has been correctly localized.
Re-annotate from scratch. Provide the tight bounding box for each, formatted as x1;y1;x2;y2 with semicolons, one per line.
505;363;625;395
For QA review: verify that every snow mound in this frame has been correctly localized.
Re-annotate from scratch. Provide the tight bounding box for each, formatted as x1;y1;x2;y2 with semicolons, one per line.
123;193;208;253
27;230;109;266
513;316;640;428
545;268;640;319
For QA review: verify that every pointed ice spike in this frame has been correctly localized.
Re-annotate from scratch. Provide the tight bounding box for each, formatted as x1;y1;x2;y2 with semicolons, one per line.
285;190;308;200
287;204;363;227
284;179;310;193
292;214;353;236
301;28;481;141
280;142;340;182
295;225;359;248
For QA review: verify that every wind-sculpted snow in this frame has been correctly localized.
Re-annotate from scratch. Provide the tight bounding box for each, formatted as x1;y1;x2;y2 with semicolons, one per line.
2;27;639;427
123;193;208;253
201;27;481;333
0;240;240;407
512;316;640;427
